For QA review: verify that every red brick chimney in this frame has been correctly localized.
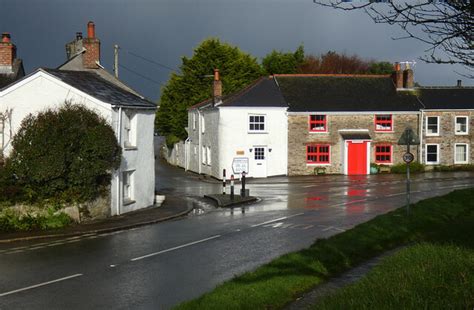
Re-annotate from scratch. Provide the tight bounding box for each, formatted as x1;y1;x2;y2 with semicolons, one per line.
213;68;222;104
392;62;403;89
82;21;100;69
0;33;16;71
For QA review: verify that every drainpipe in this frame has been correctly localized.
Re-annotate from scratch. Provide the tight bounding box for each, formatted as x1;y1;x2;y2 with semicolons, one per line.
116;107;123;216
419;110;424;164
198;110;202;174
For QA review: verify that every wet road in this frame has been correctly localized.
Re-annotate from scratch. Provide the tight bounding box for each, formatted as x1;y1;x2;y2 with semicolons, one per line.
1;146;473;309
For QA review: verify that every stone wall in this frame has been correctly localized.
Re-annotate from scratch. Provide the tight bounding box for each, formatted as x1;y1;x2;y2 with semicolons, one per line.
423;111;474;166
288;113;420;175
161;140;186;169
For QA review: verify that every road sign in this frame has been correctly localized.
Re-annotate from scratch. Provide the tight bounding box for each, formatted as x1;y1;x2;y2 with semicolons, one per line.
232;157;249;174
403;152;414;163
398;127;420;145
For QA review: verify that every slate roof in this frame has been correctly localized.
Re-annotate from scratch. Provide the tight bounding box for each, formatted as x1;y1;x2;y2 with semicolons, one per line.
417;87;474;110
43;69;156;108
275;75;422;112
190;77;287;110
0;59;25;89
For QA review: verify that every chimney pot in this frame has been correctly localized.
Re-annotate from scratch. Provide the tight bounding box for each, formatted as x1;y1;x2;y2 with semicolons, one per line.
1;33;11;43
457;80;462;87
87;21;95;38
394;62;401;71
392;62;403;89
212;68;222;105
76;32;83;40
403;68;414;89
214;68;220;81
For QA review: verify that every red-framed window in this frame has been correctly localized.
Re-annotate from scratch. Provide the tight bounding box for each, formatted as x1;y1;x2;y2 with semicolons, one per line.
309;115;327;132
307;144;330;164
375;115;392;132
375;144;392;163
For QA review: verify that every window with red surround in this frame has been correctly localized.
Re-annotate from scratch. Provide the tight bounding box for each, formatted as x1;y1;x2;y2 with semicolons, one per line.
375;145;392;163
307;145;330;164
309;115;327;132
375;115;392;131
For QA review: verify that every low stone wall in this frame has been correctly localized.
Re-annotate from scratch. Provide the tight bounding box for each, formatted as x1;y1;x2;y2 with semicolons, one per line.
161;140;186;169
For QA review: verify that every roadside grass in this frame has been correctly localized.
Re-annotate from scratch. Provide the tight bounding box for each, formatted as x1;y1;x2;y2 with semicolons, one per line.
175;188;474;310
315;243;474;309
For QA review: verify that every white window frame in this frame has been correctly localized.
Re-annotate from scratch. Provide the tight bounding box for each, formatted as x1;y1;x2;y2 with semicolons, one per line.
192;113;196;131
123;111;137;148
207;146;211;165
122;170;135;203
425;116;440;136
248;114;266;133
455;116;468;135
454;143;469;164
425;144;440;165
202;146;207;164
201;115;205;134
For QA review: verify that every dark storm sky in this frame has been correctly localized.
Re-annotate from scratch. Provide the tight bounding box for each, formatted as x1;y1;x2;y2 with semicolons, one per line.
2;0;471;101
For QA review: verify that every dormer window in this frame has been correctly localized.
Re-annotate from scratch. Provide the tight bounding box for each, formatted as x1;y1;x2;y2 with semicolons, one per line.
309;115;327;132
375;115;392;132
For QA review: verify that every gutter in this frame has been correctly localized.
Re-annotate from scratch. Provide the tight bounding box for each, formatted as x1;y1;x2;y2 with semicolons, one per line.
116;107;123;216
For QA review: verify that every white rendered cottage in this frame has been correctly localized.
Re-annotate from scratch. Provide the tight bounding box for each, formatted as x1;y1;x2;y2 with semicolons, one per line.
186;70;288;179
0;22;156;215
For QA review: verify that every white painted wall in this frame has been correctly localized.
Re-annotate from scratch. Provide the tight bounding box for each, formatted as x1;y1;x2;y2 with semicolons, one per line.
218;106;288;179
0;70;155;215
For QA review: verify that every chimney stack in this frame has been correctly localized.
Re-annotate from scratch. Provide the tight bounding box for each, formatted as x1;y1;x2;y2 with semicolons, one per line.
213;68;222;105
403;63;414;89
0;33;16;72
392;62;403;89
82;21;100;69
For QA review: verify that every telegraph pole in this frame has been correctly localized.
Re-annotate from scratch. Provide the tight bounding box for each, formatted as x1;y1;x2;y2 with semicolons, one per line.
114;44;119;78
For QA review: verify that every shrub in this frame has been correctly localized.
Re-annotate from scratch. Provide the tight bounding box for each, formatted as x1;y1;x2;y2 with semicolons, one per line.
0;207;71;232
390;162;425;174
8;103;121;203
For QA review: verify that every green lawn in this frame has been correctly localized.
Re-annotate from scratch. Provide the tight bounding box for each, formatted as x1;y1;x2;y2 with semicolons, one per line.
175;189;474;310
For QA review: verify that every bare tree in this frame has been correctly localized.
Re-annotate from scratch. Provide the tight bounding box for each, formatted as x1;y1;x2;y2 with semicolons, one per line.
313;0;473;75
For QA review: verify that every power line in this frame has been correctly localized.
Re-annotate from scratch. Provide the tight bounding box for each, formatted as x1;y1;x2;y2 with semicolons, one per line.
118;64;164;86
122;48;178;72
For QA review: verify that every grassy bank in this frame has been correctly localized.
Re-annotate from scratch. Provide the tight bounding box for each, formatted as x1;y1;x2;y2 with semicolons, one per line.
175;188;474;310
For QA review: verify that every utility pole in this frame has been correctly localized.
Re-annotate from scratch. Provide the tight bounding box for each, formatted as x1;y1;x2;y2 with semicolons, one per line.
114;44;119;78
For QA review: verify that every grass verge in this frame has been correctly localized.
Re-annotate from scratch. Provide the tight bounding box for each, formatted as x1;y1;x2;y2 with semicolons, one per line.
315;243;474;309
175;188;474;310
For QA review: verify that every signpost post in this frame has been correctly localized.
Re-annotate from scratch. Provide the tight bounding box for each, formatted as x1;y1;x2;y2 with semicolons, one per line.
398;127;420;215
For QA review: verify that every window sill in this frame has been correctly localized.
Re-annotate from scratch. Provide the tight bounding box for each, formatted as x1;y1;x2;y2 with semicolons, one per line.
306;163;331;166
124;146;138;151
309;131;328;134
425;162;439;165
123;199;135;206
454;161;469;164
425;134;440;137
374;131;394;133
375;162;393;165
455;133;468;136
248;131;268;134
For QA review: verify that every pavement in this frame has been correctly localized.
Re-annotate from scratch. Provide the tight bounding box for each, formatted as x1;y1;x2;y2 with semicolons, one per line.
0;196;194;243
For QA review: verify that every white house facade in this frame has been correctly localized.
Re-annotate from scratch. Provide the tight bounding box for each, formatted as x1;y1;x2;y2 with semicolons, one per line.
0;22;157;216
186;73;288;179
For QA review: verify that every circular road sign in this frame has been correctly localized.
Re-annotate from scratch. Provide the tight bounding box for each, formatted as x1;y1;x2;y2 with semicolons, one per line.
403;152;414;163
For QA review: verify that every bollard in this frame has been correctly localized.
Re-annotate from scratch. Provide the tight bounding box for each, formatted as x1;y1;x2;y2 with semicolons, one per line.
240;171;246;197
222;169;226;195
230;175;235;201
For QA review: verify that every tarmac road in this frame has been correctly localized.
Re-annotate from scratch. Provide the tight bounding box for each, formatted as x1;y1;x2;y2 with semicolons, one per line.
1;160;473;309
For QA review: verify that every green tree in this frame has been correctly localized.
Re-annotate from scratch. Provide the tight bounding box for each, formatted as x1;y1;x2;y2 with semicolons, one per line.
368;61;394;75
156;38;263;144
8;103;121;202
262;45;305;75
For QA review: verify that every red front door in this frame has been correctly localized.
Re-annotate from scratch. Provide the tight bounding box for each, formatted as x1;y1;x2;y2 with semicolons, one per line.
347;141;368;175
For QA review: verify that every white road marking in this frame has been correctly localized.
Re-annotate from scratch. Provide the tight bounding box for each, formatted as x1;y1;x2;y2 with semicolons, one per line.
130;235;222;262
0;274;83;297
251;213;304;227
